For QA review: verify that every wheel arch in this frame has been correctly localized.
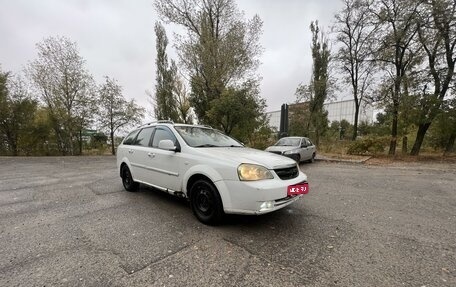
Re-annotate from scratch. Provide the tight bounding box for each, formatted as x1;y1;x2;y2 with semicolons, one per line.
120;162;128;177
186;174;214;200
119;159;132;178
182;165;228;200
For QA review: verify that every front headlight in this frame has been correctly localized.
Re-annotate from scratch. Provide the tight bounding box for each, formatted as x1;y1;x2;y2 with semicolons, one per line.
237;164;274;181
283;149;298;155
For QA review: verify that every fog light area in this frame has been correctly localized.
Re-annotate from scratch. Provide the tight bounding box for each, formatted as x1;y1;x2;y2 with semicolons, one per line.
259;201;275;211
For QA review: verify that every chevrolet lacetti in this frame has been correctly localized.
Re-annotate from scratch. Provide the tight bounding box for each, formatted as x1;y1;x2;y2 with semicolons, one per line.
116;121;310;224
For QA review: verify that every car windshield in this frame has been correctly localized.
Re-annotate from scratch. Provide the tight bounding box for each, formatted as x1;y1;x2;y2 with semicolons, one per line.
275;138;301;147
174;126;243;148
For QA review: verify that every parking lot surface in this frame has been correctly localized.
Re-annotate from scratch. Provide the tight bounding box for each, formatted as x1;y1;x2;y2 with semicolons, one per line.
0;156;455;286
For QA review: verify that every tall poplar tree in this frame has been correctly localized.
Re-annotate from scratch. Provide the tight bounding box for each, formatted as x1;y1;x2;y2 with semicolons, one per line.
154;22;179;122
296;21;330;146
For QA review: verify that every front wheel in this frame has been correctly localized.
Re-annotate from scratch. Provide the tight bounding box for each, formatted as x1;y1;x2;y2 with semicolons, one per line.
190;179;224;225
291;154;300;163
121;165;139;192
309;152;316;163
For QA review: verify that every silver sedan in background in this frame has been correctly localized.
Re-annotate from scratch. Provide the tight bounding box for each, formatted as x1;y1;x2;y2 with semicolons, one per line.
265;136;316;163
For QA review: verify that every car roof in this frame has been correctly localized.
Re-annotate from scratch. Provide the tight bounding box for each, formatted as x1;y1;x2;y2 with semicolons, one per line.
280;136;306;139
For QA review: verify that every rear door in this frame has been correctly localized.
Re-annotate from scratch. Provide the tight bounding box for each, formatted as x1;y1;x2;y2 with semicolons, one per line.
128;127;155;182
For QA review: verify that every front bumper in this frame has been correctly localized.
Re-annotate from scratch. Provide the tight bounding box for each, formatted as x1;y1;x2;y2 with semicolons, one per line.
214;172;308;215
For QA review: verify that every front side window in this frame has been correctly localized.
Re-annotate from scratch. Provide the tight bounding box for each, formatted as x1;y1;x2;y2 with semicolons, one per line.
134;127;154;147
152;128;177;148
174;126;242;147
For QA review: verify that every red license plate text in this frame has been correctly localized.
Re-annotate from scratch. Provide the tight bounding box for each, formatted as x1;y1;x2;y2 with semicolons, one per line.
287;183;309;196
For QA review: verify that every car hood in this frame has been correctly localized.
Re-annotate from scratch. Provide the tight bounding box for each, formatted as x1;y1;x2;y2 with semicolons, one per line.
194;147;297;169
265;146;298;153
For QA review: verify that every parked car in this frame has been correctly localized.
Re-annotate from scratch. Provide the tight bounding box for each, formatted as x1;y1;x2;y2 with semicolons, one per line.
265;136;316;163
117;121;310;225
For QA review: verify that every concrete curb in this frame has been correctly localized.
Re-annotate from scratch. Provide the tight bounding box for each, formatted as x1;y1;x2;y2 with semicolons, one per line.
315;155;372;164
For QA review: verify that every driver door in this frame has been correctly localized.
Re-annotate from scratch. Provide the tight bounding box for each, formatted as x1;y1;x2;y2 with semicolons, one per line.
143;126;183;192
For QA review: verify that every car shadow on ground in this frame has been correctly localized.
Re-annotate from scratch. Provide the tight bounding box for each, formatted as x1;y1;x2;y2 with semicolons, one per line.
136;184;190;207
132;183;312;229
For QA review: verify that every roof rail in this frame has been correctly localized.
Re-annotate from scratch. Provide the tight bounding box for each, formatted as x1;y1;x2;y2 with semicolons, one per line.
138;120;174;128
197;124;212;129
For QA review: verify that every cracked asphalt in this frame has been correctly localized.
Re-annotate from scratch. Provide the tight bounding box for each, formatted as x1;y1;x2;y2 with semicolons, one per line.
0;156;455;287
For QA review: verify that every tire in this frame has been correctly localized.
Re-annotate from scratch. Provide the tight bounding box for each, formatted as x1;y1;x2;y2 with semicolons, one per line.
293;154;301;163
190;179;224;225
121;165;139;192
309;153;316;163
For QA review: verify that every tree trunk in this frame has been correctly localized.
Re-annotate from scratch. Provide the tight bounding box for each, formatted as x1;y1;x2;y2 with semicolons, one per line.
389;107;398;155
79;130;83;155
69;130;74;156
11;141;18;156
410;122;431;156
389;73;401;156
352;103;360;141
7;131;18;156
402;136;407;155
111;131;115;155
444;132;455;155
54;127;66;156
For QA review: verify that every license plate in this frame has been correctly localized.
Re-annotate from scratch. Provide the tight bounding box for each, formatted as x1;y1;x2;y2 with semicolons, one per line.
287;183;309;196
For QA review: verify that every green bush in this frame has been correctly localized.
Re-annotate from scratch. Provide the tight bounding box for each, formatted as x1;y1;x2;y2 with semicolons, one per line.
347;136;389;155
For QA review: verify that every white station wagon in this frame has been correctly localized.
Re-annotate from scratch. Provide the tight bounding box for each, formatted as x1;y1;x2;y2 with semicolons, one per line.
117;121;309;224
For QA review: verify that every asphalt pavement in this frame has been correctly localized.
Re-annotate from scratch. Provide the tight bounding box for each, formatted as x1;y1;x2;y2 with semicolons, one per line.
0;156;455;287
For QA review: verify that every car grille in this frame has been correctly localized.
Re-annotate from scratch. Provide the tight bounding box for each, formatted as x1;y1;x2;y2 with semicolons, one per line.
269;151;282;155
274;166;299;180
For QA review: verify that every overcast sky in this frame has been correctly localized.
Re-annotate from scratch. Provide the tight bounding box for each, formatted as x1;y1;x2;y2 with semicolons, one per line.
1;0;343;118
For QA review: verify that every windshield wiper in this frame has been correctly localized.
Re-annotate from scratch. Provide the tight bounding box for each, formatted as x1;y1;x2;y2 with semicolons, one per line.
194;144;220;148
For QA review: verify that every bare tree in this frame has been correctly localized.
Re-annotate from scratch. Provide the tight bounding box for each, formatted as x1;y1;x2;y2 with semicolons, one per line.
28;36;95;155
333;0;377;140
98;77;144;155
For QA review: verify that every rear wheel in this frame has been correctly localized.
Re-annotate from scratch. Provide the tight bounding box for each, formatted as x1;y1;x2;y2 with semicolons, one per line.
121;165;139;192
190;179;224;225
309;152;316;163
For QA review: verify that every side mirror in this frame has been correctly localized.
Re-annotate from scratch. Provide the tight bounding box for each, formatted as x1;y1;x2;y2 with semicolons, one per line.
158;139;178;152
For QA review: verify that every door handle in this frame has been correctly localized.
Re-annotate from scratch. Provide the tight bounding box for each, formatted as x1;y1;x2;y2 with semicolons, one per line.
147;152;155;158
128;150;134;154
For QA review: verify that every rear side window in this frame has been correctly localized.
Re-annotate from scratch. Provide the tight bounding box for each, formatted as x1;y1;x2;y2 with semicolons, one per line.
123;130;140;145
134;127;154;147
152;127;177;148
305;139;313;146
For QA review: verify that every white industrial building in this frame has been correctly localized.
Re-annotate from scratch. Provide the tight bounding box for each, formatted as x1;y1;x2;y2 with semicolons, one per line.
267;99;374;131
